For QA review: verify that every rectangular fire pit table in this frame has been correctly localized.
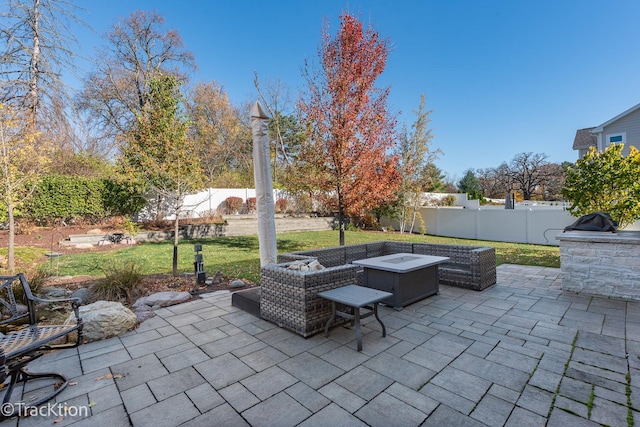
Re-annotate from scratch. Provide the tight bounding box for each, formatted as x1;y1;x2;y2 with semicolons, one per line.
318;285;393;351
353;253;450;310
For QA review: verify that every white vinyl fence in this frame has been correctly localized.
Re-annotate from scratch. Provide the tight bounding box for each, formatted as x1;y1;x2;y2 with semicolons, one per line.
382;206;640;246
152;189;640;246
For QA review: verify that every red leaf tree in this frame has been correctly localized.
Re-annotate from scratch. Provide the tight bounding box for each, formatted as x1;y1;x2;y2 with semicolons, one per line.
299;12;400;245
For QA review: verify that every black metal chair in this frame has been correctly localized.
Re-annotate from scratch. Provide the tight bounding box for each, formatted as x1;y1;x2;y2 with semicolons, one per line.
0;273;83;420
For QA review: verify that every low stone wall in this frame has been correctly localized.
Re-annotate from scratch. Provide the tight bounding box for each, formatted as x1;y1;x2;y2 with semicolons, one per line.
62;216;334;246
557;231;640;300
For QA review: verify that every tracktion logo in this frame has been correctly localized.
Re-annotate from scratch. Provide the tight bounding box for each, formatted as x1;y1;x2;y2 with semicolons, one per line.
1;402;89;418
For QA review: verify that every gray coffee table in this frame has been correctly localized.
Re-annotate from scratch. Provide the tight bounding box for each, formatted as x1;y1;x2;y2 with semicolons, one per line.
353;253;449;310
318;285;393;351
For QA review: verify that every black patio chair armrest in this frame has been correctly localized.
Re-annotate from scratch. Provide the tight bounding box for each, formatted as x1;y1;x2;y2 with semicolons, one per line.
27;295;81;307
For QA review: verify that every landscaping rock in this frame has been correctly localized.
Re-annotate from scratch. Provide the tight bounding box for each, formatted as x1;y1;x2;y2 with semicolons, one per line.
86;228;103;235
132;291;191;310
74;243;94;249
230;280;245;288
65;300;136;342
133;306;155;323
211;271;224;284
70;288;90;305
1;304;27;317
40;287;68;298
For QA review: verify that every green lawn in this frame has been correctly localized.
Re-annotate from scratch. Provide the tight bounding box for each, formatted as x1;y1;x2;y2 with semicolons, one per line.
44;230;560;283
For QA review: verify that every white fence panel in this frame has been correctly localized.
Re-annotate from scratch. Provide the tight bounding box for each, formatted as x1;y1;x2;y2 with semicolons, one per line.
434;208;477;239
476;209;528;243
382;206;640;246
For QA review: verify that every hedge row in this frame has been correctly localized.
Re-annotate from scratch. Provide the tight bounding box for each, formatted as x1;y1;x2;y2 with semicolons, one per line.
22;175;146;224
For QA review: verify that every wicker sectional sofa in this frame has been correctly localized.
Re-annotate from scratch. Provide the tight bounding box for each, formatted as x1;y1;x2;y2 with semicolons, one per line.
260;241;496;337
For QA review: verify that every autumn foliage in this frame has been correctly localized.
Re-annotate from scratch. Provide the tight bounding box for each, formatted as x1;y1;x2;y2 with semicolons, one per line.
299;13;400;243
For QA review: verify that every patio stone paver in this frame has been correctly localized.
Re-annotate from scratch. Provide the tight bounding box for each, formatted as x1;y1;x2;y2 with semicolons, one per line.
334;365;394;401
14;264;640;426
469;393;514;426
285;382;331;413
180;403;249;427
240;365;297;400
419;382;476;414
120;383;156;414
278;352;344;389
421;404;486;427
297;403;368;427
354;392;427;427
318;382;367;413
431;365;493;401
242;392;312;427
218;383;260;413
193;353;255;389
128;393;200;427
364;352;433;389
146;366;206;401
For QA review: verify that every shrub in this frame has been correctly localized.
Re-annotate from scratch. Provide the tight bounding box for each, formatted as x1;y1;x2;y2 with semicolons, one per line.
27;265;54;290
275;198;287;213
101;178;147;217
442;195;457;206
224;196;243;214
8;266;53;304
23;175;106;224
563;144;640;229
245;197;256;213
88;262;144;304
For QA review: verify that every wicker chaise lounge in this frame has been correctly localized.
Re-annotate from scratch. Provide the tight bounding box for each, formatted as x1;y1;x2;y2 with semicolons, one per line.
260;241;496;337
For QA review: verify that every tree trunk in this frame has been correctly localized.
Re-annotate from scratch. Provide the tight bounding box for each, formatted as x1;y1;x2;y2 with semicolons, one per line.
338;192;345;246
172;210;180;276
28;0;41;127
7;202;15;274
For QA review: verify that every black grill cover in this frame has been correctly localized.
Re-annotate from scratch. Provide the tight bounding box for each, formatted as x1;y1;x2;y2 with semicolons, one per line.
564;212;618;232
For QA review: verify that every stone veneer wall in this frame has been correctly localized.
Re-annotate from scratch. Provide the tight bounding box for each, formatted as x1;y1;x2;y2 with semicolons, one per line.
557;231;640;301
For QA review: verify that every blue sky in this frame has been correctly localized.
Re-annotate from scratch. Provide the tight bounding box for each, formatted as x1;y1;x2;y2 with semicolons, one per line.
68;0;640;181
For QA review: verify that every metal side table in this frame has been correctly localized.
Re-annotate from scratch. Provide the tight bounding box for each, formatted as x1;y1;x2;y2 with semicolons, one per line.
318;285;393;351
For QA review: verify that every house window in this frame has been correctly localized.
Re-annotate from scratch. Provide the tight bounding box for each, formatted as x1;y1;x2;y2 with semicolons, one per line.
606;132;626;145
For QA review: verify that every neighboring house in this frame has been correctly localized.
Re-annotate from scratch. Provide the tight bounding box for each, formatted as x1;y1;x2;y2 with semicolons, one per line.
573;102;640;159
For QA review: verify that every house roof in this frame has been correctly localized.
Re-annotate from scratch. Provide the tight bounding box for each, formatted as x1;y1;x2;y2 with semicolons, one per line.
573;127;597;150
591;102;640;133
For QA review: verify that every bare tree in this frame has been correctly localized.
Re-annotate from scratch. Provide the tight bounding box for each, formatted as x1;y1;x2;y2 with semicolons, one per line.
0;0;85;137
254;72;303;184
508;152;550;200
538;162;566;201
77;10;197;156
477;163;512;198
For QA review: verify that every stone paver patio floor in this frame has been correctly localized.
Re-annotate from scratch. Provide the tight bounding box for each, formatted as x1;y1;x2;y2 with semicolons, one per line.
6;264;640;426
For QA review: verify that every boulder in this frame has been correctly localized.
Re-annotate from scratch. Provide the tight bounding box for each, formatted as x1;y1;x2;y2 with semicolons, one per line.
40;286;68;298
70;288;91;305
65;300;137;343
132;291;191;309
230;280;245;288
133;306;155;323
211;270;224;284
